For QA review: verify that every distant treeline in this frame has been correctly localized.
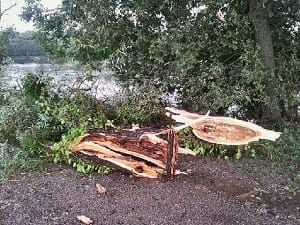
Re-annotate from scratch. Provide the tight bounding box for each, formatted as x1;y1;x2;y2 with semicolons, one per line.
4;31;49;63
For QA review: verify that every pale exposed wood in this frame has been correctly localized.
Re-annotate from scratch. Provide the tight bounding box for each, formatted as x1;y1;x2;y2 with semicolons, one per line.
71;124;198;178
71;108;281;179
71;128;175;178
96;183;107;195
166;107;281;145
81;150;163;178
89;140;166;168
72;143;164;178
72;141;122;157
76;133;168;167
166;107;201;120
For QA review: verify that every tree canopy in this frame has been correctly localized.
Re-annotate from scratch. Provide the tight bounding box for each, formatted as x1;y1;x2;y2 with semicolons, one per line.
22;0;300;122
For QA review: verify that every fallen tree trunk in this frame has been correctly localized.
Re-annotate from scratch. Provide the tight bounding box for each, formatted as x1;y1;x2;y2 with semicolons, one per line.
71;127;189;178
166;107;281;145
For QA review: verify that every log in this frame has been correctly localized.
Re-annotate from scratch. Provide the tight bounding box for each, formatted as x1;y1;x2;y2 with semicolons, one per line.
75;132;168;169
71;127;185;178
166;107;281;145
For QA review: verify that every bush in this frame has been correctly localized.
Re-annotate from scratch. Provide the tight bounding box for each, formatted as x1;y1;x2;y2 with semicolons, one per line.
0;73;46;145
255;121;300;162
1;71;298;182
0;72;111;180
113;85;168;127
115;100;167;127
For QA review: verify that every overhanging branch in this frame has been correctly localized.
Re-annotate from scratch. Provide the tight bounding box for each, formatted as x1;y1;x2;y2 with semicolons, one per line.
0;2;17;21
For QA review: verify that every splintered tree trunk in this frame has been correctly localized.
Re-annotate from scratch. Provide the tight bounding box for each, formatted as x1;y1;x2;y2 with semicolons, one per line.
249;0;281;121
71;127;191;178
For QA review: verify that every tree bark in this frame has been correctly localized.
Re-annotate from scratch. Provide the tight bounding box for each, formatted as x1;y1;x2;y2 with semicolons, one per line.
249;0;281;121
166;129;178;179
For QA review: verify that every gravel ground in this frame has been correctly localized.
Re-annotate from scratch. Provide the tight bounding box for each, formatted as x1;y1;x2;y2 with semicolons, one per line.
0;156;299;225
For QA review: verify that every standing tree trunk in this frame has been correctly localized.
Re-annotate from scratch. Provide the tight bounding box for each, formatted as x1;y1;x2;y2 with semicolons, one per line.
249;0;281;122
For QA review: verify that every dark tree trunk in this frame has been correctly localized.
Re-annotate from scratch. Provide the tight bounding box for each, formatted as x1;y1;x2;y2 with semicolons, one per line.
249;0;281;122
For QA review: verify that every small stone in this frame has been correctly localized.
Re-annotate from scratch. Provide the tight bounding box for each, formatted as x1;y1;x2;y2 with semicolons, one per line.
77;215;93;224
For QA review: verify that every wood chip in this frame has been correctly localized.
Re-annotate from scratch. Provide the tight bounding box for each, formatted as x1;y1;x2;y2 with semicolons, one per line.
194;183;207;190
96;183;107;195
77;215;93;224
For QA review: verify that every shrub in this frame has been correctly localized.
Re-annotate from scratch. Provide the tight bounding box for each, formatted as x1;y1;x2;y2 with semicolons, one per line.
255;121;300;162
0;72;111;180
113;85;168;127
115;100;167;127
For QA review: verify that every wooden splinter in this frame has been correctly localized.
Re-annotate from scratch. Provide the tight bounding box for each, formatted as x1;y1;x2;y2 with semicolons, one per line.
166;129;178;179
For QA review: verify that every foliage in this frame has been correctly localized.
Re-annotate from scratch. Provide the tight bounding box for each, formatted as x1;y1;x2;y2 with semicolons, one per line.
0;71;111;180
113;85;168;126
0;142;46;182
4;31;46;63
0;27;16;63
38;90;111;174
255;121;300;162
38;91;108;132
21;0;299;122
2;0;295;170
0;71;49;181
0;73;46;144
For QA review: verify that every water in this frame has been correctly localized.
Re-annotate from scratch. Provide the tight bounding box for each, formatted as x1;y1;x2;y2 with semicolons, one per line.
0;63;122;100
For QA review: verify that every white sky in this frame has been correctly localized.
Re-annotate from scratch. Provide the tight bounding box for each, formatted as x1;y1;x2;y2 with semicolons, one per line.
0;0;61;32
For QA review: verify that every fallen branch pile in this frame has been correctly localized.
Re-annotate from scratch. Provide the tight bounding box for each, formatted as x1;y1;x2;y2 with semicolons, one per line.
71;108;281;178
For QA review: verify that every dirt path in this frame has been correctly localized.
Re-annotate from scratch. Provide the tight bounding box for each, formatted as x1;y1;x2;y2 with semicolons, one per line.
0;156;299;225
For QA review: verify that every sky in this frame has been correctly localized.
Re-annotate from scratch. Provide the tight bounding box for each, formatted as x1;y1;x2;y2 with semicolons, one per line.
0;0;61;32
